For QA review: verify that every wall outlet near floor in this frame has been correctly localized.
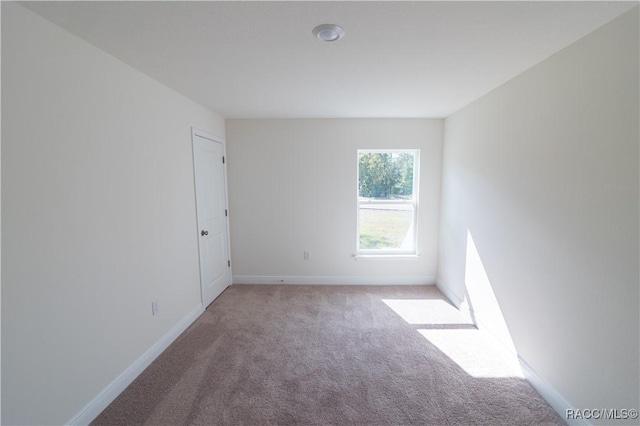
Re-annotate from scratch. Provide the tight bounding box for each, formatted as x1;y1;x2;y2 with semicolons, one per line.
151;300;159;316
304;251;310;261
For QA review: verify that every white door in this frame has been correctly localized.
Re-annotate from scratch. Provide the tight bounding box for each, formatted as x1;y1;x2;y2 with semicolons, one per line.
192;129;231;307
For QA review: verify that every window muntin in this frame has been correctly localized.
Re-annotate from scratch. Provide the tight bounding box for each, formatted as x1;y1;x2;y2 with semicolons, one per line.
357;150;419;254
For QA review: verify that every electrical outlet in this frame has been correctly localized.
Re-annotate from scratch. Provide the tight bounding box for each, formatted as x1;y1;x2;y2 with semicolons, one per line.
304;251;310;261
152;300;159;316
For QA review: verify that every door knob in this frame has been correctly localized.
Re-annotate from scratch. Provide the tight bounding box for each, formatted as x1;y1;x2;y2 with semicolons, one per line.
201;230;208;236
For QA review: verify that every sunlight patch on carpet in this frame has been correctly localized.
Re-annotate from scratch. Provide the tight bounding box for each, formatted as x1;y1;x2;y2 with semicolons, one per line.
418;328;524;378
381;299;473;325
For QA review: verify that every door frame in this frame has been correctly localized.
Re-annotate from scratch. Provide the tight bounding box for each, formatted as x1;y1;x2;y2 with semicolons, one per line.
191;127;233;307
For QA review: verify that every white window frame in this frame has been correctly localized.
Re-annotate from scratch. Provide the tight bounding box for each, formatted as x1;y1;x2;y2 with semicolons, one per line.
356;149;420;256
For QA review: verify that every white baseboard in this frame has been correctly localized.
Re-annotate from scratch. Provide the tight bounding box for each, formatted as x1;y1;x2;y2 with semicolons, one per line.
67;304;205;425
233;275;436;285
435;278;472;314
436;278;462;304
519;356;589;426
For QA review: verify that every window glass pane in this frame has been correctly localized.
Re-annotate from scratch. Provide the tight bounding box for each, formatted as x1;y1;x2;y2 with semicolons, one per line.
358;152;415;200
359;204;414;250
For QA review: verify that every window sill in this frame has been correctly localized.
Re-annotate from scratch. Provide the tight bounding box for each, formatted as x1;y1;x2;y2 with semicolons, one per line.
353;253;420;260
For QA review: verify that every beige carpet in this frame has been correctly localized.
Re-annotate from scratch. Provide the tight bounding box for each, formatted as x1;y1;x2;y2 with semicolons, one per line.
93;285;565;425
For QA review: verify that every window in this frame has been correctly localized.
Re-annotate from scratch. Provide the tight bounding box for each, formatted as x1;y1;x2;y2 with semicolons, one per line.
357;150;419;255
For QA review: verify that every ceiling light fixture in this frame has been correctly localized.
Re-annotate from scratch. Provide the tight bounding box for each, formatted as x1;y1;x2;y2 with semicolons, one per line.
312;24;345;42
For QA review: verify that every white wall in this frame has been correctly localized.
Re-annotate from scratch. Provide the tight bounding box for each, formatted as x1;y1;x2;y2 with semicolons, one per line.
438;7;639;423
1;3;224;424
226;119;442;284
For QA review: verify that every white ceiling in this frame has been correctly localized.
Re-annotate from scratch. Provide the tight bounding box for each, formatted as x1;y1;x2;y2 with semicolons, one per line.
21;1;637;119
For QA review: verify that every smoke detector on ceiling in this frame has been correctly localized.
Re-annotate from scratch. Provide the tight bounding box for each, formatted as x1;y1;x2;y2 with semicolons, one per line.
312;24;345;42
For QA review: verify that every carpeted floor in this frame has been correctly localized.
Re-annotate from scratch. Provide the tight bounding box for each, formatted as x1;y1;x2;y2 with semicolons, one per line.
92;285;565;425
